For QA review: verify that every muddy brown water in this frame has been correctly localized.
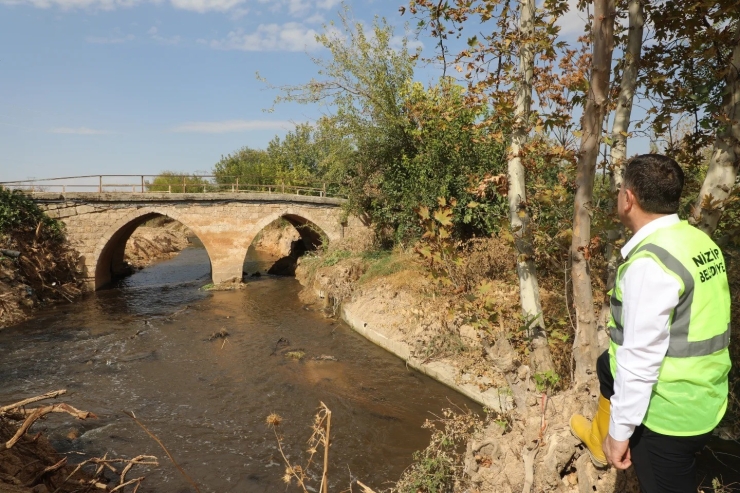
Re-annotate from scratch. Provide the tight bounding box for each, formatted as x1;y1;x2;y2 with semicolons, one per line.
0;245;480;492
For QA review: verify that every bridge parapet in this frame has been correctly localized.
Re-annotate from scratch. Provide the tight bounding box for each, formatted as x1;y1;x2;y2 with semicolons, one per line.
1;175;342;197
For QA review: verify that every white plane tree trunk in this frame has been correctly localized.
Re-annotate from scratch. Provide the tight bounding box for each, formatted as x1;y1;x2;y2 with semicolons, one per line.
598;0;644;346
508;0;554;374
691;26;740;236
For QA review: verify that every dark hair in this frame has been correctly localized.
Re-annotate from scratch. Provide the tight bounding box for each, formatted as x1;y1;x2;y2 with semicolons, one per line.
623;154;684;214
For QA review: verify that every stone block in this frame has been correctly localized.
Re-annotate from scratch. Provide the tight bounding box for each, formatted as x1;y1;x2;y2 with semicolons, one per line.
75;205;95;215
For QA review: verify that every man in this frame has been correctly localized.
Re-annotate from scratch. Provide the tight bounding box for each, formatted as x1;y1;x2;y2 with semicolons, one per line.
570;154;732;493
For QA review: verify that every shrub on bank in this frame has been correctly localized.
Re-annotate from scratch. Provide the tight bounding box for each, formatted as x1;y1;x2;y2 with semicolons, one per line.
0;189;64;240
0;189;83;326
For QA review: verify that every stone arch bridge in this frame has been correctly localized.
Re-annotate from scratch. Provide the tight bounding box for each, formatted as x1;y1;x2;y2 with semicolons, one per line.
29;192;369;290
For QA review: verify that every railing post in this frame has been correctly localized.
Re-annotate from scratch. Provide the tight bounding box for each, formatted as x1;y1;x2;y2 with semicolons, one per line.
281;182;285;194
168;184;171;193
141;176;144;193
236;177;239;192
182;176;186;193
99;176;102;193
322;183;326;197
62;185;66;193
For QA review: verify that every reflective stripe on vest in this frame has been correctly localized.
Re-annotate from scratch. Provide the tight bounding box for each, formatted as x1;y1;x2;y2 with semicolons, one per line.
609;243;730;357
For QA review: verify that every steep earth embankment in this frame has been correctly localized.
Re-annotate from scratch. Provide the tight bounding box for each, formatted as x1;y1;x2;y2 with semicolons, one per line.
123;218;193;269
294;247;642;493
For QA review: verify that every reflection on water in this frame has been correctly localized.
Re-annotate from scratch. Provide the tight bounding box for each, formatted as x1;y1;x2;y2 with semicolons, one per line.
0;245;479;492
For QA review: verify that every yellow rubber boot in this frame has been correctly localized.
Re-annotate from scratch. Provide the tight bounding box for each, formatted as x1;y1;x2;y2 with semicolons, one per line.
569;394;610;467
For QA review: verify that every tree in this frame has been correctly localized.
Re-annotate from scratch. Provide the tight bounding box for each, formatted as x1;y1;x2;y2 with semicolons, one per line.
599;0;645;339
570;0;616;384
691;24;740;235
146;172;210;193
262;10;512;243
213;147;275;186
507;0;554;373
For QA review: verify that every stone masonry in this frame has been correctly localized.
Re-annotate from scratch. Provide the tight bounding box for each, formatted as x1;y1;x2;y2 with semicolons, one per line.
30;192;368;290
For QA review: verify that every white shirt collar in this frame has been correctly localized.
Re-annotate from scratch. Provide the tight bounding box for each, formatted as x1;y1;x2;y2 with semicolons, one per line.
621;214;681;258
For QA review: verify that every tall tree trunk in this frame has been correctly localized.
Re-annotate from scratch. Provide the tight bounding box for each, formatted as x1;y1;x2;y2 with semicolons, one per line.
598;0;644;344
508;0;554;374
571;0;616;385
691;26;740;236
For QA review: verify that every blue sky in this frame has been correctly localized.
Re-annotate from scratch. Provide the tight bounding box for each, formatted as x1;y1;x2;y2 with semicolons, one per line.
0;0;630;183
0;0;429;181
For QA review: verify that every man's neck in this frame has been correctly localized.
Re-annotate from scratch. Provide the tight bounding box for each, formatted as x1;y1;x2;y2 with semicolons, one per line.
628;212;670;236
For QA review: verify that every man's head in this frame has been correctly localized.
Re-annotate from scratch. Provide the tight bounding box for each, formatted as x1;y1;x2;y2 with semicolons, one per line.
618;154;684;230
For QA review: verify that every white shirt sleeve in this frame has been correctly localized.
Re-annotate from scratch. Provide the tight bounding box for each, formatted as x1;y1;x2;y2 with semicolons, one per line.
609;257;679;441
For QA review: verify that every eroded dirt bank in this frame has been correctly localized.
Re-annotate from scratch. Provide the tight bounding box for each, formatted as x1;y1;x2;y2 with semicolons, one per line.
123;217;193;269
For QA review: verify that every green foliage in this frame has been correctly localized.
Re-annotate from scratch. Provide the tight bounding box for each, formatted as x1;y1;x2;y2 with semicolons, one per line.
212;122;353;191
533;370;561;394
415;197;463;286
261;11;510;246
0;189;64;240
147;172;211;193
393;409;482;493
321;249;353;267
213;147;276;186
358;251;407;284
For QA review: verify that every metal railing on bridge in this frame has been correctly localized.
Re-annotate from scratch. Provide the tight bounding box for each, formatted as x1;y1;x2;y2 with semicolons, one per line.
0;175;343;198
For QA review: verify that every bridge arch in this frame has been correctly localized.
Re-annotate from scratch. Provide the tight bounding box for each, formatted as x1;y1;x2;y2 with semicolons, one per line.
92;207;213;290
245;207;339;254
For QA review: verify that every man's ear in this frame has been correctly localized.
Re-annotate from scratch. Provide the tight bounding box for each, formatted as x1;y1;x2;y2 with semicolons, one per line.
623;188;636;213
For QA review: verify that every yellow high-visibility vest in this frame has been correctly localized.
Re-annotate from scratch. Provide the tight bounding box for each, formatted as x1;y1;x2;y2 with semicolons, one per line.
608;221;731;436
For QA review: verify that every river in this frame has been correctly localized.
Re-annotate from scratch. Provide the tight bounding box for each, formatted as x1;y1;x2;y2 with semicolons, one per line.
0;244;479;492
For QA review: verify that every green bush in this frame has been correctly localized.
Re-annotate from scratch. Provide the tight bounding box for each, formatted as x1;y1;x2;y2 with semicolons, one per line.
0;189;64;240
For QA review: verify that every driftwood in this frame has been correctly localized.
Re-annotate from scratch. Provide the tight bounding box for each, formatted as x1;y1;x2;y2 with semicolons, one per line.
356;480;379;492
0;390;96;452
53;455;159;493
0;389;67;413
1;391;158;493
25;457;67;487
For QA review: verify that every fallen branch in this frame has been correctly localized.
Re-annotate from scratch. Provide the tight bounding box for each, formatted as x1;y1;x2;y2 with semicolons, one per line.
9;402;97;420
109;476;146;492
52;455;158;493
356;480;378;493
24;457;67;487
2;402;97;451
0;389;67;414
123;410;200;493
